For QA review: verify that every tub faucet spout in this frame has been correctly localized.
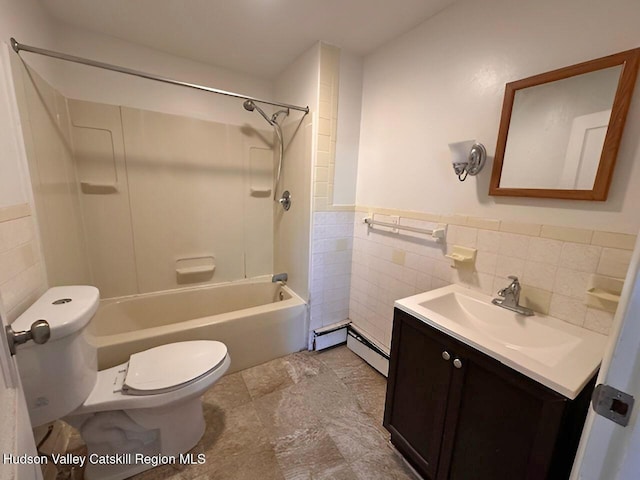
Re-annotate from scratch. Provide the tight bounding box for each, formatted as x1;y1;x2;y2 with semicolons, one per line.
272;273;288;284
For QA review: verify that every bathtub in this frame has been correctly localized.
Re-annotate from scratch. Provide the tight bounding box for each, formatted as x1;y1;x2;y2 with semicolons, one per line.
87;279;308;374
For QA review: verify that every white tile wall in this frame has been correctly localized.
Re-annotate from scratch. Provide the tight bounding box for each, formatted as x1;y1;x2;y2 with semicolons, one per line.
313;44;340;211
597;248;633;278
348;211;633;349
0;207;46;322
349;212;447;347
309;211;354;339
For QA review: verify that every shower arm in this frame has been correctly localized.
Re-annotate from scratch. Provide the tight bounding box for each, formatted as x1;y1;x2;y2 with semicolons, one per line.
10;37;309;114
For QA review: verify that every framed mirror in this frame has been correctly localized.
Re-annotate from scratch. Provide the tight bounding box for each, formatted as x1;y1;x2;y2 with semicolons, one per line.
489;48;640;200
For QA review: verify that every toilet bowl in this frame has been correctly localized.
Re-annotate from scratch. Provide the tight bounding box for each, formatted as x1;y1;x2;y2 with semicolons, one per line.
13;286;230;480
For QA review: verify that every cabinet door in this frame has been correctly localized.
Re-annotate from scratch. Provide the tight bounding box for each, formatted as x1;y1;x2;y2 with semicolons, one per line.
384;309;455;479
440;344;567;480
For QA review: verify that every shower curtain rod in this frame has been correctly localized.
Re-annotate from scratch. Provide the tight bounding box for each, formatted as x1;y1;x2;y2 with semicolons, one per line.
10;37;310;114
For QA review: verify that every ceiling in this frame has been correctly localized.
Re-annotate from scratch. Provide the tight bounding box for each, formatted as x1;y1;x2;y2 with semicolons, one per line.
39;0;455;79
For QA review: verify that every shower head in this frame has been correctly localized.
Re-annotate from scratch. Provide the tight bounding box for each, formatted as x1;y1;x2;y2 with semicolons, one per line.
243;99;273;125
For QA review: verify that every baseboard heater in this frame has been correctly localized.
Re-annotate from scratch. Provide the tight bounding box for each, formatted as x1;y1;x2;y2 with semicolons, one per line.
313;321;350;351
313;322;390;377
346;325;389;377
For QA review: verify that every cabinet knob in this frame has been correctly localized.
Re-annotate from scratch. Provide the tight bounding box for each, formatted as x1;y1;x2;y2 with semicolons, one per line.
453;358;463;369
442;351;451;361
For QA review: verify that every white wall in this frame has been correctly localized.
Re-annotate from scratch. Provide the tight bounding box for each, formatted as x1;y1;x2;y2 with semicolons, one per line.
274;43;319;113
46;24;274;128
333;50;363;205
356;0;640;233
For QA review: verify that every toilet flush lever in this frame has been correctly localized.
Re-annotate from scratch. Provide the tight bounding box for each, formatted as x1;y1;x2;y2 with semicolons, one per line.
5;320;50;356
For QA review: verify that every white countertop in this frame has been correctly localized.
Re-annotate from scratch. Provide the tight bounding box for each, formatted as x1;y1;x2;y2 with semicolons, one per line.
395;284;608;399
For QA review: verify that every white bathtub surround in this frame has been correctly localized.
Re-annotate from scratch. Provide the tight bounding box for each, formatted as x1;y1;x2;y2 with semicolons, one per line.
309;211;355;345
271;42;321;312
12;61;280;299
349;209;635;350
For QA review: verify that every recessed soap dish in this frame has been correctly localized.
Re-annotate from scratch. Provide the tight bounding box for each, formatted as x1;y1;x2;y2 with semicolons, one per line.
445;245;477;266
586;274;623;312
175;256;216;284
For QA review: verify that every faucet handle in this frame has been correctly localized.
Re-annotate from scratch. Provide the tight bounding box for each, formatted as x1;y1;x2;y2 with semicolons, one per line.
507;276;521;287
498;276;520;296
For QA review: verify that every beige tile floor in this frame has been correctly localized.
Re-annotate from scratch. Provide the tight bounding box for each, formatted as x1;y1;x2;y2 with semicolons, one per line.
124;345;416;480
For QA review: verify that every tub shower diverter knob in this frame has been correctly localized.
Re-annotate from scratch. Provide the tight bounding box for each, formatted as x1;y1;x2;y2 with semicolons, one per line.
5;319;51;356
279;190;292;211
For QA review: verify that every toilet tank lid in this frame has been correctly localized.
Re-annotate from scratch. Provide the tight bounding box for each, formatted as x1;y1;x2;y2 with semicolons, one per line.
12;286;100;342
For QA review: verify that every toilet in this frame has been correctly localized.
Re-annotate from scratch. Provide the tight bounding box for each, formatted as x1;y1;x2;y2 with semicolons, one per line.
12;286;230;480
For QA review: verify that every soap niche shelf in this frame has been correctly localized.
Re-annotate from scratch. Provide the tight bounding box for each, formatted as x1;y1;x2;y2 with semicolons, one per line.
445;245;477;267
175;256;216;284
586;274;623;313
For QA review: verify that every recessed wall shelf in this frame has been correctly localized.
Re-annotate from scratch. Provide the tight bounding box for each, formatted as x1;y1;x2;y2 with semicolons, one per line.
250;187;272;197
175;256;216;283
586;274;623;312
80;182;118;194
445;245;477;266
176;265;216;276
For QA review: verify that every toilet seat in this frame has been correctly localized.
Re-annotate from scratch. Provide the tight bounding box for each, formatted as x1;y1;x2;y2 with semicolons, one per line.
69;340;230;416
123;340;228;395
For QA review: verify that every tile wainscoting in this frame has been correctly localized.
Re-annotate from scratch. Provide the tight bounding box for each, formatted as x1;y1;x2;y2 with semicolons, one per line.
0;204;46;322
309;211;355;346
349;208;636;350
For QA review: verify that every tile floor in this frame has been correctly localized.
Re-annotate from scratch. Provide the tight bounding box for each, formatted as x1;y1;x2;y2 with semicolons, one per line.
59;346;416;480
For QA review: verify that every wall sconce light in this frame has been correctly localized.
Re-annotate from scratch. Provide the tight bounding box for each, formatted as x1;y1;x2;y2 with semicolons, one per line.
448;140;486;181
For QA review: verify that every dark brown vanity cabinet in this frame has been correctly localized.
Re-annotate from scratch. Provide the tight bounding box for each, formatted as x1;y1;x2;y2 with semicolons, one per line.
384;308;594;480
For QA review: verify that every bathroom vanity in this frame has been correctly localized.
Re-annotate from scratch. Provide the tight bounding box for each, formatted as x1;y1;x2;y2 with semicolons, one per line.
383;285;607;480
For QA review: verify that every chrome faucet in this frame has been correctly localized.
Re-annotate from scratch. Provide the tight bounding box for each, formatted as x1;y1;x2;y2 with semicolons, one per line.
492;276;534;316
272;272;288;284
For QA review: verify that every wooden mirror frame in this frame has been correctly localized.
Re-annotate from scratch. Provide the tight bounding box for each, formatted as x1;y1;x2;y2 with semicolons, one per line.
489;48;640;201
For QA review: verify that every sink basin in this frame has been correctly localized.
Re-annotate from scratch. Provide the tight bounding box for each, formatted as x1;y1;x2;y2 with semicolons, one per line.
418;292;581;366
396;284;608;399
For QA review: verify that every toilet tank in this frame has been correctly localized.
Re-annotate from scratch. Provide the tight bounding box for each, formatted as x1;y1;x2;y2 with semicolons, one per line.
13;286;100;427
